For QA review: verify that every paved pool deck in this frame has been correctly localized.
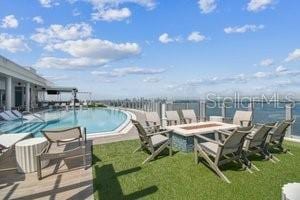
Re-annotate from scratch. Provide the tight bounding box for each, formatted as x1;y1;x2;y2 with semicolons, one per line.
0;109;142;200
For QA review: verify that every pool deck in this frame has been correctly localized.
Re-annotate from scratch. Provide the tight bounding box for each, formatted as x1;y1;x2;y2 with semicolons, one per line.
0;109;141;200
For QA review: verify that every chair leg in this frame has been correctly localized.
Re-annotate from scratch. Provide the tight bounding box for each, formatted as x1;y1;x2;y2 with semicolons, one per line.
142;142;168;164
169;135;173;156
82;147;87;170
36;156;42;180
197;146;231;183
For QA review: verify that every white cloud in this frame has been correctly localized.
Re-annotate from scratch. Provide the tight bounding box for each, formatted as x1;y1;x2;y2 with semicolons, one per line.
198;0;217;14
35;39;141;69
285;49;300;62
224;24;264;34
143;77;161;83
1;15;18;29
275;66;287;73
90;0;155;21
47;38;140;58
0;33;30;53
91;8;131;21
39;0;59;8
89;0;156;10
92;67;165;78
254;71;268;78
31;23;92;44
32;16;44;24
187;32;206;42
158;33;180;44
247;0;274;12
35;57;109;69
260;58;273;66
42;75;68;81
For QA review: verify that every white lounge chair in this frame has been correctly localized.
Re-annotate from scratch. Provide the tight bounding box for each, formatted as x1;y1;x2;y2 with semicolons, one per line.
0;112;14;121
4;111;19;120
12;110;23;118
166;111;182;125
181;109;199;124
0;133;33;170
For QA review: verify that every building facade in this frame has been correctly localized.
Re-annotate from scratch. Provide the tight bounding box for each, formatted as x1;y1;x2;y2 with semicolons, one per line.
0;55;76;111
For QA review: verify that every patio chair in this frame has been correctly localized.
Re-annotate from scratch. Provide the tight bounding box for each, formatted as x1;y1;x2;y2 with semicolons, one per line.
145;112;163;132
224;110;253;127
132;119;172;164
265;119;295;159
36;126;87;180
166;111;182;125
181;109;199;124
194;126;253;183
243;122;276;169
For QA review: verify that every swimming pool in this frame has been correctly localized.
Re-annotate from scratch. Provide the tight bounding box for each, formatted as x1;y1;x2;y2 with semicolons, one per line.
0;108;130;137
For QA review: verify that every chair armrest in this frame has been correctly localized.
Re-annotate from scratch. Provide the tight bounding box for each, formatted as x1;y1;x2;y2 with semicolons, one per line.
144;124;161;130
195;134;223;146
216;130;232;136
147;130;172;136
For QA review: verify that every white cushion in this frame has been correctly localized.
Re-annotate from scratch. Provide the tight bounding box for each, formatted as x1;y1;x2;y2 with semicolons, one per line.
0;133;32;148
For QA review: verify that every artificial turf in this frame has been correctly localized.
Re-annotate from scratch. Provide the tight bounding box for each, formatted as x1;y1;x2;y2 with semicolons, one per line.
93;140;300;200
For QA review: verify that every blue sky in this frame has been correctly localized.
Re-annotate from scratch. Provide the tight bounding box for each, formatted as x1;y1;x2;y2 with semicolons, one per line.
0;0;300;99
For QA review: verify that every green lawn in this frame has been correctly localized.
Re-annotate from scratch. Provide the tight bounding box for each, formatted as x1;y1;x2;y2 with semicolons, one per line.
92;140;300;200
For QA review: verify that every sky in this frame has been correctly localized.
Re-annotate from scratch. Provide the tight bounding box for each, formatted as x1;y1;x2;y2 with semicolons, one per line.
0;0;300;99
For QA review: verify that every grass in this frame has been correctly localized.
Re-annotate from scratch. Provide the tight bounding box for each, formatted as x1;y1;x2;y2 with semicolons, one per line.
92;140;300;200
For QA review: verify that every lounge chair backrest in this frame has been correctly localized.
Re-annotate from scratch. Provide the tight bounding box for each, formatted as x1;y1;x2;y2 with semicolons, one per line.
166;111;181;125
222;126;252;155
233;110;253;126
145;112;161;126
250;122;276;147
42;126;83;143
0;112;13;121
271;119;295;141
4;111;18;119
12;110;23;118
132;119;153;148
181;109;197;123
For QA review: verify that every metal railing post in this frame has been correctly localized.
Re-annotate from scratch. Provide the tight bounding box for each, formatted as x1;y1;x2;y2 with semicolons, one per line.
221;102;226;118
285;103;293;137
199;100;206;122
161;101;167;128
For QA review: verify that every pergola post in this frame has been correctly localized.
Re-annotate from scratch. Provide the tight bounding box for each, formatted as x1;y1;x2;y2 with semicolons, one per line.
26;82;31;112
5;76;12;110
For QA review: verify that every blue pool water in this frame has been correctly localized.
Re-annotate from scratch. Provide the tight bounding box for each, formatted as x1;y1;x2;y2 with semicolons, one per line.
0;108;128;137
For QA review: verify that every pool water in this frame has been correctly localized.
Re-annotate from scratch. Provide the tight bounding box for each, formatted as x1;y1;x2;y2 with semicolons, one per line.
0;108;128;137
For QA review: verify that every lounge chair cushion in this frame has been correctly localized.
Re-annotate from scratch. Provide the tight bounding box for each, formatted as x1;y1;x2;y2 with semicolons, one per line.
0;133;32;148
151;135;169;147
200;142;218;156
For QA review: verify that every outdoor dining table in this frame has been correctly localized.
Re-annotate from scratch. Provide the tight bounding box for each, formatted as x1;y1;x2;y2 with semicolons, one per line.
166;121;238;152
